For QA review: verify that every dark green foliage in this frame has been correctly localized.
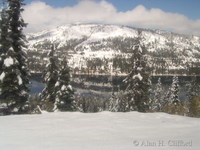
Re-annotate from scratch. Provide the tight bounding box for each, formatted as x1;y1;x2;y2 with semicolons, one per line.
186;76;200;117
170;76;180;105
86;58;108;74
40;47;76;112
115;91;130;112
76;96;108;112
0;1;9;56
0;0;10;84
54;58;76;111
0;0;29;114
188;96;200;118
124;33;150;112
0;0;10;94
108;93;119;112
0;48;29;113
28;94;41;114
113;55;131;73
187;76;200;100
40;45;58;111
7;0;29;82
163;76;183;115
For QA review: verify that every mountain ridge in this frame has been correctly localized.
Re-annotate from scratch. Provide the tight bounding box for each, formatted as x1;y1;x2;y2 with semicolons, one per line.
26;23;200;75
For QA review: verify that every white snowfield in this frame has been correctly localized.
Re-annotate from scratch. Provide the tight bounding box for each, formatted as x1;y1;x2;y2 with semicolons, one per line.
0;112;200;150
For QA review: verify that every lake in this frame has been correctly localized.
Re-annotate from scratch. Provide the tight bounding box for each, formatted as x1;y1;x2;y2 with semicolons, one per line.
29;74;200;100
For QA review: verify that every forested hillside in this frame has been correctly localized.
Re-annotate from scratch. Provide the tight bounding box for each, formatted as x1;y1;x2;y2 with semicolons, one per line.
27;24;200;75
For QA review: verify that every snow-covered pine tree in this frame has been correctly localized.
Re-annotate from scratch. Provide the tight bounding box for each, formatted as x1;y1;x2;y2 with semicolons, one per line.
124;31;150;112
0;0;29;114
108;92;119;112
148;76;154;111
151;77;164;112
53;58;75;111
40;45;58;111
8;0;29;85
163;76;184;115
0;48;25;113
0;0;9;99
0;0;10;109
170;76;180;105
108;65;119;112
0;0;9;64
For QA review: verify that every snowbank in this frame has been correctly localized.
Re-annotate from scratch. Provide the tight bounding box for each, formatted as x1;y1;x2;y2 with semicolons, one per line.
0;112;200;150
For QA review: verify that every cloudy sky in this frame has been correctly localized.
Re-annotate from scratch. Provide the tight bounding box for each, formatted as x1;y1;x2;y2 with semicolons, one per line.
23;0;200;35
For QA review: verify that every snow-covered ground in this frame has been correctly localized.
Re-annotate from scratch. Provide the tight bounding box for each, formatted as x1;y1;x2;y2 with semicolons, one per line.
0;112;200;150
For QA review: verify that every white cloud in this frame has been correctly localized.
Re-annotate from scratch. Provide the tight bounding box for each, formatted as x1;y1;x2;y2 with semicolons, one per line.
23;0;200;35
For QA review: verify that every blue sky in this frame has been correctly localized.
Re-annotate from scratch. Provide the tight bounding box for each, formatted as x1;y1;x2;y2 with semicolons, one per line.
24;0;200;20
22;0;200;35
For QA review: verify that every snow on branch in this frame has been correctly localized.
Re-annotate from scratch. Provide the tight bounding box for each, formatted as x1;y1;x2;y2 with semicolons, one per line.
4;57;14;67
132;73;143;81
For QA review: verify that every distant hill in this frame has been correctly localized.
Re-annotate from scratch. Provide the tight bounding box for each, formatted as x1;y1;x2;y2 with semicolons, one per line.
27;23;200;75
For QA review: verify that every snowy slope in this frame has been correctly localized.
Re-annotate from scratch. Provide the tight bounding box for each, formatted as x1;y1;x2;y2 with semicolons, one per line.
26;23;200;75
27;24;137;43
0;112;200;150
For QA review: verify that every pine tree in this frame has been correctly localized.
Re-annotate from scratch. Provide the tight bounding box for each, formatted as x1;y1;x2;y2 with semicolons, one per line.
40;45;58;111
151;77;164;112
8;0;29;85
0;0;29;114
148;76;154;111
170;76;180;105
163;76;184;115
124;31;150;112
53;58;76;111
108;93;119;112
186;76;200;117
108;66;119;112
0;0;10;99
0;0;9;65
187;76;200;100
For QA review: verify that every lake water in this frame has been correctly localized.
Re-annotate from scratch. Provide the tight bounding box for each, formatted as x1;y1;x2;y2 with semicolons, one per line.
29;75;193;100
29;80;44;94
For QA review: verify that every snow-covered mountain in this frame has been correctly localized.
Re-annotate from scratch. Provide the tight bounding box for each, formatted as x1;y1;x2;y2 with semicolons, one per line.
27;23;200;75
